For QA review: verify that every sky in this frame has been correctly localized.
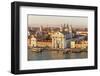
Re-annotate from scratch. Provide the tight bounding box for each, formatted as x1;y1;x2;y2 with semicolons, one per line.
28;14;88;28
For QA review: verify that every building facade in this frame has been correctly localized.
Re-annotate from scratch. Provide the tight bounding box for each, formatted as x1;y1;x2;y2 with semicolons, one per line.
52;32;65;48
29;35;37;47
51;24;73;49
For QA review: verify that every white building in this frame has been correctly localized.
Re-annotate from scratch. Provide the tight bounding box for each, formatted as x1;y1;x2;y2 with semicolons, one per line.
30;35;37;47
71;41;76;48
52;32;65;48
51;24;73;49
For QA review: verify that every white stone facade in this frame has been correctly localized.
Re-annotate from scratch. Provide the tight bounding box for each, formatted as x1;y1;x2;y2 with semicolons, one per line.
52;32;65;49
30;35;37;47
51;25;73;49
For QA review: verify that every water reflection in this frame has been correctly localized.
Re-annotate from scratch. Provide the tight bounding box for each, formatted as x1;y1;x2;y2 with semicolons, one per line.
28;49;88;61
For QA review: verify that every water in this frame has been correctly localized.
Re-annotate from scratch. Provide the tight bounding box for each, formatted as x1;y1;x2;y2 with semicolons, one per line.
28;49;88;61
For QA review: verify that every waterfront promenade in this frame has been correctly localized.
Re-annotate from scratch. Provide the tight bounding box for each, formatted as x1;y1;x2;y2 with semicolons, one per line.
30;47;87;53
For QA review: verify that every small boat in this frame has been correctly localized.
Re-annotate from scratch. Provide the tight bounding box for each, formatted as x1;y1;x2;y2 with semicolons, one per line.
31;48;43;53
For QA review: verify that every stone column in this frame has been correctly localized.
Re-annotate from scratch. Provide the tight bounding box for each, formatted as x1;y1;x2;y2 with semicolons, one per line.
59;37;62;48
52;37;54;48
55;38;57;48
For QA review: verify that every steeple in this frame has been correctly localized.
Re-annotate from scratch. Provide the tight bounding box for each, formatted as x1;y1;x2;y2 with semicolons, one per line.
40;25;43;32
69;25;72;33
64;24;69;32
60;24;63;32
28;30;30;36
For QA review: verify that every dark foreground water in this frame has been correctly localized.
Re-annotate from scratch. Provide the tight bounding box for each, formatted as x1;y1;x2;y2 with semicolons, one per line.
28;49;88;61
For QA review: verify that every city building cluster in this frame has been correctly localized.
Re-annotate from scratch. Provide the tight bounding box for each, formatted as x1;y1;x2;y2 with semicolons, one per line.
28;24;88;49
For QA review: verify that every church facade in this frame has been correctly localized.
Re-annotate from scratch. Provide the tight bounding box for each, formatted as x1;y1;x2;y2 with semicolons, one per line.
51;24;73;49
52;32;65;49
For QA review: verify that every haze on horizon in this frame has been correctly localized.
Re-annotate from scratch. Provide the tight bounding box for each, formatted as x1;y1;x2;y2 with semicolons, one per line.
28;15;88;28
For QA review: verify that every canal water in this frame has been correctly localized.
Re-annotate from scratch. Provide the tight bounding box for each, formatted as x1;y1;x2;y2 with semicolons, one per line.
28;49;88;61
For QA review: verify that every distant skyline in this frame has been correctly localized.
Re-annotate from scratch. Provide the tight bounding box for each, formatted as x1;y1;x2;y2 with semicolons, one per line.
28;15;88;28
